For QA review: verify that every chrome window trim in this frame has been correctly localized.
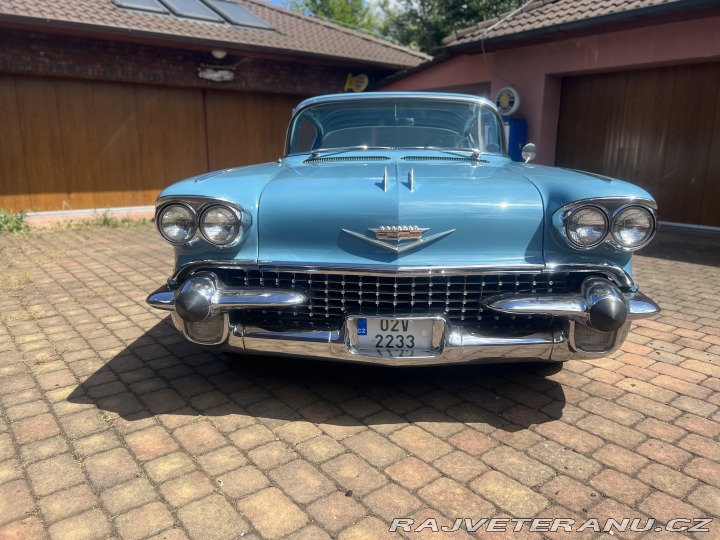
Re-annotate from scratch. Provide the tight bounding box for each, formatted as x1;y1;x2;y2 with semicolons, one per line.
156;196;252;249
168;260;636;290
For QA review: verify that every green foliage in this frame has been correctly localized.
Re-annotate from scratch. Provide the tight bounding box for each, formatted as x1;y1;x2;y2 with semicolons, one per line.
284;0;525;54
0;209;30;234
52;212;149;230
287;0;381;34
380;0;525;53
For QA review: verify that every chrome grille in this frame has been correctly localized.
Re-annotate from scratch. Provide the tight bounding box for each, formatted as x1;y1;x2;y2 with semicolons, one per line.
217;270;577;328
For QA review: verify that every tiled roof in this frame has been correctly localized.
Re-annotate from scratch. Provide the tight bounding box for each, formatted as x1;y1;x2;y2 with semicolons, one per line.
443;0;688;48
0;0;430;69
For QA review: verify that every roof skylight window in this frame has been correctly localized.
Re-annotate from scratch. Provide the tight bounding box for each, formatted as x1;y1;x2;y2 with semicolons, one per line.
204;0;273;29
112;0;274;29
112;0;169;14
162;0;223;21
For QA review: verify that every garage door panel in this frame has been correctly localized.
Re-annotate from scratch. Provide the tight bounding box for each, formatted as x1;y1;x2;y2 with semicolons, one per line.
55;79;103;211
205;91;301;171
615;68;673;196
700;86;720;228
659;64;719;224
0;76;31;212
136;85;208;202
557;62;720;226
14;77;69;211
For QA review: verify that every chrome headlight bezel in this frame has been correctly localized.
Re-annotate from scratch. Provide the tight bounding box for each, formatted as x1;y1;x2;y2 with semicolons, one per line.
564;205;609;249
157;203;198;245
199;204;243;246
610;205;657;250
155;197;251;249
556;197;657;252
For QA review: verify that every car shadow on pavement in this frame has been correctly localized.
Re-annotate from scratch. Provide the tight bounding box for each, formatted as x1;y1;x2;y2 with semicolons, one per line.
641;227;720;266
68;317;566;433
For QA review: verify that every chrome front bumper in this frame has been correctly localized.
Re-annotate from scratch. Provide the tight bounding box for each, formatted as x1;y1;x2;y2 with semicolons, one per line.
148;269;660;366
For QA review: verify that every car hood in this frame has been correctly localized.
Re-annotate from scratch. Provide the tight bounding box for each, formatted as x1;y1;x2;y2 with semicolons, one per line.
257;158;544;267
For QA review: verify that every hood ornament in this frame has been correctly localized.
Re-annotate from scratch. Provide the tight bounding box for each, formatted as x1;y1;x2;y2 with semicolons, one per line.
342;225;455;254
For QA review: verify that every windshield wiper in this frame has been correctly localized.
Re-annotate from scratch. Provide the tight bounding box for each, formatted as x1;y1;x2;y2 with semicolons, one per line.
403;147;486;160
310;146;394;159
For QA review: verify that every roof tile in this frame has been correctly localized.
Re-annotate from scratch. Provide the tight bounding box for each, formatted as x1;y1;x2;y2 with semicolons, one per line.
445;0;688;47
0;0;429;69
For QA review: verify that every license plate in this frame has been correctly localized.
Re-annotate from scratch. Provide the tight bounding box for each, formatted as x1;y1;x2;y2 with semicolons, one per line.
353;317;435;357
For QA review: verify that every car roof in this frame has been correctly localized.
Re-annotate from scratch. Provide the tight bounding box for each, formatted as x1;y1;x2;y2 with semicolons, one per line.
293;92;498;114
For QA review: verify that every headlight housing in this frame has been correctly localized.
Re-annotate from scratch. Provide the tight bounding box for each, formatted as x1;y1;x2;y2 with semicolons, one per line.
158;204;197;244
611;206;655;249
565;206;608;248
200;205;241;246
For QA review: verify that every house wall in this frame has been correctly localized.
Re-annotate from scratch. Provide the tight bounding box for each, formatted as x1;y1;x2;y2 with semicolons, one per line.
383;14;720;165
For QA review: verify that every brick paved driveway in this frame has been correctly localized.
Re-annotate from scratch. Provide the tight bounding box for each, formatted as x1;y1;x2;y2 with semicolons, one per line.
1;225;719;540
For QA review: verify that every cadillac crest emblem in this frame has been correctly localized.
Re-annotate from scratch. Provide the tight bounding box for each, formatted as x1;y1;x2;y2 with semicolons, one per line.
342;225;455;254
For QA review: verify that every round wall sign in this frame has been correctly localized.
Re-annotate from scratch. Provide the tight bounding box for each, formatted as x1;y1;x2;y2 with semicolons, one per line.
495;86;521;116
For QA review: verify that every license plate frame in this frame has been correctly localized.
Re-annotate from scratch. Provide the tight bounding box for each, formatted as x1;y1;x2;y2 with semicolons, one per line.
346;315;446;358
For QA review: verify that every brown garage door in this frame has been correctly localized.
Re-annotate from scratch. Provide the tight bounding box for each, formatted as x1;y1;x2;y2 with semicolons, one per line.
556;62;720;227
0;74;303;212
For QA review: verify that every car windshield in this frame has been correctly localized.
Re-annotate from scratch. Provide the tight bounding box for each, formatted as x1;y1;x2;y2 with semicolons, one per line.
286;97;506;156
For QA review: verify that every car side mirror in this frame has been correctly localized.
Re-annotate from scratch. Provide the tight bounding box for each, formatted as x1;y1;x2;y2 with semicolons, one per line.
521;143;537;163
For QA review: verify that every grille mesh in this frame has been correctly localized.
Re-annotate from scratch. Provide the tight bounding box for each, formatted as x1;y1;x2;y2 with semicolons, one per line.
217;270;578;329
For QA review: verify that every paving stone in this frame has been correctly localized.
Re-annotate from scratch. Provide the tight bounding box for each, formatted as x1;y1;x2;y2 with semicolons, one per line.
228;424;275;450
363;483;422;521
84;447;141;489
12;413;61;444
48;509;112;540
295;435;346;463
40;484;98;524
342;430;405;468
321;454;387;497
538;475;600;514
247;440;297;470
337;516;397;540
115;501;175;540
470;471;548;517
237;487;308;539
307;492;368;534
267;459;335;504
433;450;487;482
0;516;46;540
0;479;35;525
178;494;250;540
216;465;270;499
418;477;494;519
637;463;697;498
145;452;196;483
101;477;158;516
125;425;179;461
589;469;652;506
527;440;602;481
196;446;247;476
173;421;227;455
481;446;554;487
390;426;453;461
26;453;85;496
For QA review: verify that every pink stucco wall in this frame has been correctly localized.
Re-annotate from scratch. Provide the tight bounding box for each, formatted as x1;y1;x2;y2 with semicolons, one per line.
383;14;720;165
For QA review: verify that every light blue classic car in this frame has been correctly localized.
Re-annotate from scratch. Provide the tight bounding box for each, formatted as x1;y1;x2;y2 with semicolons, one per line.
147;92;660;366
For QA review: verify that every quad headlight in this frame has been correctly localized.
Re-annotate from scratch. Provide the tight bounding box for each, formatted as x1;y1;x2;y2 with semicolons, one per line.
200;205;241;246
611;206;655;249
158;204;196;244
566;206;608;248
561;201;656;251
156;200;248;247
